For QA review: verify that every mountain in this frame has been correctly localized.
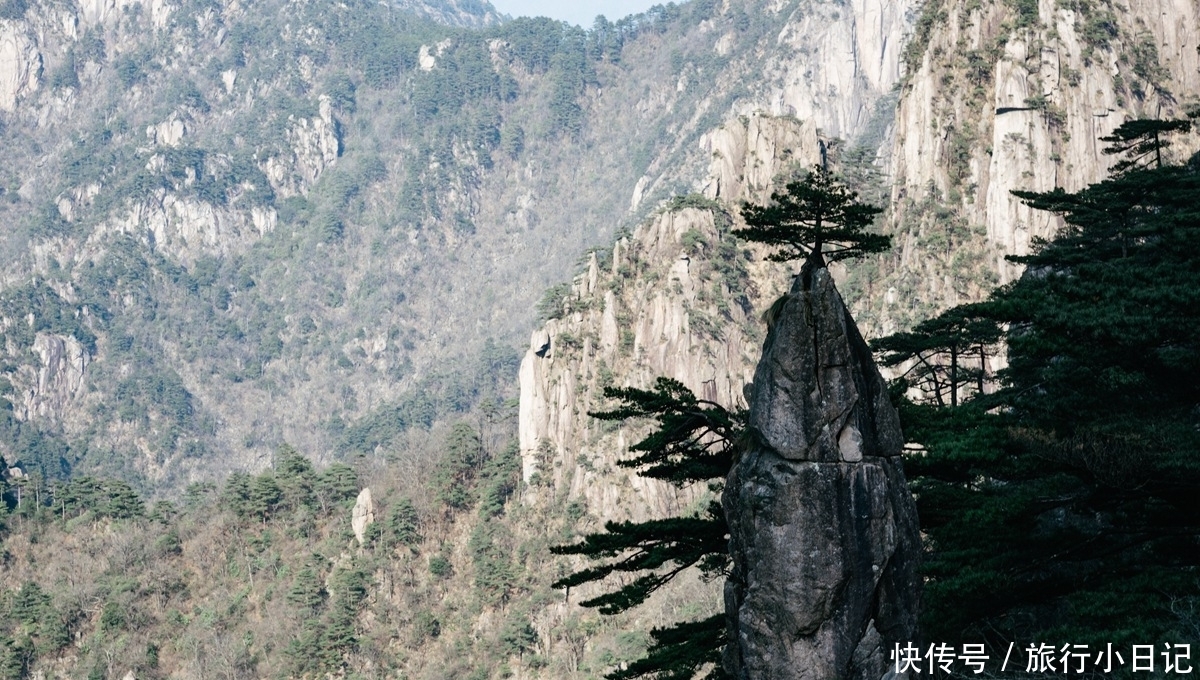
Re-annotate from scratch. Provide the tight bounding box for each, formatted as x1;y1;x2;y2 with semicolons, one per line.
0;0;1198;676
392;0;506;28
0;0;917;491
865;0;1200;333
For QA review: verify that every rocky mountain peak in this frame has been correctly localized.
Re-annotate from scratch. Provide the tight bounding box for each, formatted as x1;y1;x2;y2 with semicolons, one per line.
723;254;920;679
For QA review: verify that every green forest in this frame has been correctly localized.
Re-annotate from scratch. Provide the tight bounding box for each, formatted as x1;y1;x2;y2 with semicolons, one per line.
884;118;1200;656
0;427;574;680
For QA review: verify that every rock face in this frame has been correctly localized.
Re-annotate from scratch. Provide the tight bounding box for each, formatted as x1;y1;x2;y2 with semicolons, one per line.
0;20;41;112
351;487;375;545
723;255;920;680
392;0;504;28
873;0;1200;335
263;96;342;198
14;333;91;422
516;204;770;522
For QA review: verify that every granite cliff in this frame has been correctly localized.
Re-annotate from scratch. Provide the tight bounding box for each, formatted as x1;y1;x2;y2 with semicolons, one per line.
867;0;1200;332
514;0;1199;671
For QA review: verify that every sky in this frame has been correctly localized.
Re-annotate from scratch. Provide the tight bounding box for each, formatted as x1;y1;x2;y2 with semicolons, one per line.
486;0;664;28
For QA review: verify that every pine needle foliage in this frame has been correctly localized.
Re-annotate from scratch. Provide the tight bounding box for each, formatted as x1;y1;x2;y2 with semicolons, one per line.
551;378;744;680
871;303;1002;407
589;377;744;486
878;118;1200;652
551;503;729;614
735;165;889;264
1099;117;1193;174
607;614;728;680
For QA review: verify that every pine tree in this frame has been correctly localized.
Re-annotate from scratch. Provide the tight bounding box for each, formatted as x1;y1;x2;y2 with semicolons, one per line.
551;378;743;680
434;423;485;511
553;505;729;614
318;563;370;669
99;479;144;520
1099;117;1192;174
734;165;889;264
148;499;176;524
55;475;102;518
870;303;1002;407
386;497;421;548
53;476;144;520
0;635;30;680
590;377;742;486
607;615;728;680
287;566;327;611
11;583;48;627
219;471;254;519
248;475;282;523
274;444;317;513
879;118;1200;649
497;615;538;659
315;463;359;514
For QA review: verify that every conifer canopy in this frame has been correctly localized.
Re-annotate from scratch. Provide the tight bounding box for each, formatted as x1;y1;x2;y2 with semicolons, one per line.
735;165;889;264
875;117;1200;648
1099;117;1192;174
551;379;741;680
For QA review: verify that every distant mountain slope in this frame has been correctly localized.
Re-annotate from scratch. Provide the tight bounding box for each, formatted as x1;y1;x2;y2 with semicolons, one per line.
394;0;506;27
3;0;1199;678
2;0;1193;497
0;0;904;490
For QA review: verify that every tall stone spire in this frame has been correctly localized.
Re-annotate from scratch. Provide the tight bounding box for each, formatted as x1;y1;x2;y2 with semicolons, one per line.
723;255;921;680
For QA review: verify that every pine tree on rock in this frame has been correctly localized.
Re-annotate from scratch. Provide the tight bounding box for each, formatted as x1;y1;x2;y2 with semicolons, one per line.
735;165;889;264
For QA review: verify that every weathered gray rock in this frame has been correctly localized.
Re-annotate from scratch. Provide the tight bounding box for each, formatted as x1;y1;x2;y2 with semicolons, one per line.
724;255;920;680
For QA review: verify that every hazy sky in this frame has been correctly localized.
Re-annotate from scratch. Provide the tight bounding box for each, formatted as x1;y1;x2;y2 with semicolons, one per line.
487;0;663;27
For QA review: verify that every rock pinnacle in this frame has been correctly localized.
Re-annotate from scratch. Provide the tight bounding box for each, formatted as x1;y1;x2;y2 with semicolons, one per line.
723;256;921;679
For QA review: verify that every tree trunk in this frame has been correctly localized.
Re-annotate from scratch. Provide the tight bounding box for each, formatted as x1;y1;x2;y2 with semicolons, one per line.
950;344;959;407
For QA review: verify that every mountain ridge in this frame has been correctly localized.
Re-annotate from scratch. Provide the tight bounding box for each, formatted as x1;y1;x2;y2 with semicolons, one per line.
1;0;1198;677
393;0;506;28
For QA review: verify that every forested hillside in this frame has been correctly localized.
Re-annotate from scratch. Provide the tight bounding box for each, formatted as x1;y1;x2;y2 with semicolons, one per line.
0;431;627;679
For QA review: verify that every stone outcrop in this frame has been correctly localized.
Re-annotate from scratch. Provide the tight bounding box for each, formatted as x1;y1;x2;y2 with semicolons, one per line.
351;487;375;545
765;0;914;138
14;332;91;423
0;20;41;112
723;255;920;680
262;95;342;198
701;112;820;205
78;0;171;27
878;0;1200;333
516;205;770;523
393;0;503;28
